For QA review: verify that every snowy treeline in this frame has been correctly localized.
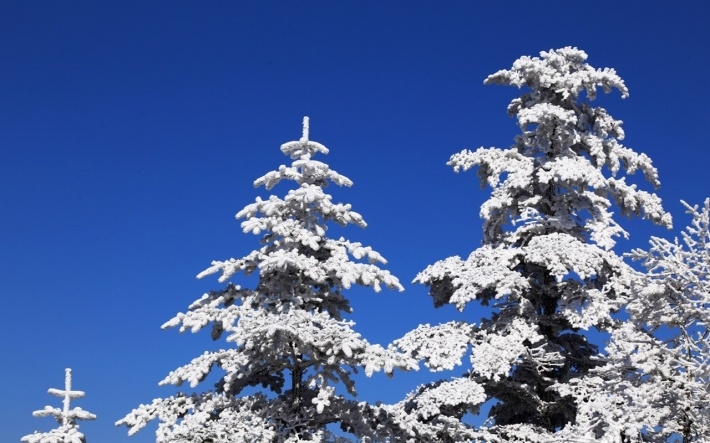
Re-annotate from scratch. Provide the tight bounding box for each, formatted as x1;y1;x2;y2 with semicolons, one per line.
25;48;710;442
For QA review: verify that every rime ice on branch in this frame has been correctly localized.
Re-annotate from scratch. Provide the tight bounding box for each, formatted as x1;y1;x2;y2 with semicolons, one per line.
557;200;710;442
605;198;710;442
117;117;411;443
22;368;96;443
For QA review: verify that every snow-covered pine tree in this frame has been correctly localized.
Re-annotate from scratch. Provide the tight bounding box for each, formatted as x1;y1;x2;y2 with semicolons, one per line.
117;117;410;443
22;368;96;443
383;47;672;442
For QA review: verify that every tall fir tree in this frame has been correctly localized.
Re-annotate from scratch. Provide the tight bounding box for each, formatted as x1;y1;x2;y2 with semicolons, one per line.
22;368;96;443
117;117;410;443
381;48;672;442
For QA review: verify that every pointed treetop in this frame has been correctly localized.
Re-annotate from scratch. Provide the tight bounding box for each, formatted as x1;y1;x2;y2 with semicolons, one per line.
254;117;352;190
29;368;96;426
300;115;310;144
281;116;329;160
48;369;86;427
22;369;96;443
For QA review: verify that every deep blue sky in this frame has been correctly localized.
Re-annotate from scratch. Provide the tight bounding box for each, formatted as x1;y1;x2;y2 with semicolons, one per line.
2;2;708;442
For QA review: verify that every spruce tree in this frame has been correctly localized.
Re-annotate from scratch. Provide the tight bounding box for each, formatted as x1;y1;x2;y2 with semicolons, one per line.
384;47;672;442
117;117;409;443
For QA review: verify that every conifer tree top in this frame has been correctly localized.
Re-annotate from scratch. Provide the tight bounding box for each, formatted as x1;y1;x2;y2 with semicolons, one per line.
450;47;671;251
22;369;96;443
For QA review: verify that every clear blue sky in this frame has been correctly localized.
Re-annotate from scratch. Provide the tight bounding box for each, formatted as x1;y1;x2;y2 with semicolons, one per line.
2;2;708;442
